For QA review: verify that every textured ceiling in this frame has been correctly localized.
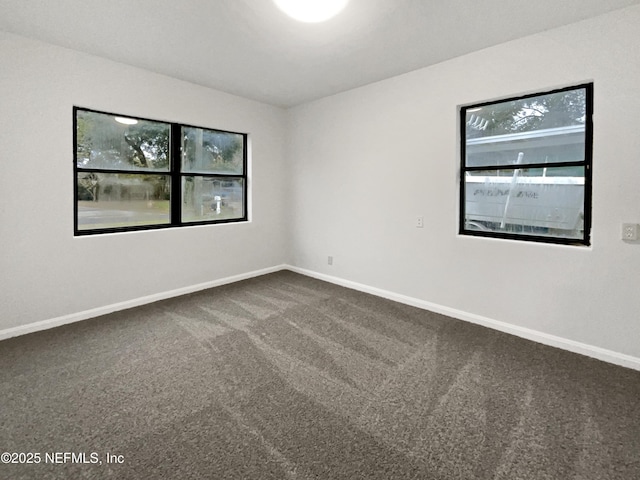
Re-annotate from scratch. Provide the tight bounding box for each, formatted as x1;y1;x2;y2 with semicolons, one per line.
1;0;639;107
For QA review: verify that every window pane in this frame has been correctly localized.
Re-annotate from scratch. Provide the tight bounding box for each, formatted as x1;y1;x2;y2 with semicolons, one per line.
76;110;170;171
464;167;585;239
465;88;587;168
182;127;244;174
77;172;171;230
181;176;244;223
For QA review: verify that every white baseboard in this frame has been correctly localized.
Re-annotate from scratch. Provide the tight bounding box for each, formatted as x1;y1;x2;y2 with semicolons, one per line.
286;265;640;372
3;263;639;372
0;265;287;342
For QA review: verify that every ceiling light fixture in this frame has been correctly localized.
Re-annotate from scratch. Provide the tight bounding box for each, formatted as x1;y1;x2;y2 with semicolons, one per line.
114;116;138;125
273;0;349;23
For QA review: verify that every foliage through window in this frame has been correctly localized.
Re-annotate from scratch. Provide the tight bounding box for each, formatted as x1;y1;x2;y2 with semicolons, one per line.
460;84;593;245
74;108;247;234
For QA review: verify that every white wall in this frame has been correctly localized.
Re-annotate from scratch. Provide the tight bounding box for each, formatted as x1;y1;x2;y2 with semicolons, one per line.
0;32;289;331
287;6;640;360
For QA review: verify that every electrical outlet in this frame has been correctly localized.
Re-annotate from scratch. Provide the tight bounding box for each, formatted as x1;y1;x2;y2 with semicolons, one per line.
328;255;333;265
622;223;638;241
416;216;424;228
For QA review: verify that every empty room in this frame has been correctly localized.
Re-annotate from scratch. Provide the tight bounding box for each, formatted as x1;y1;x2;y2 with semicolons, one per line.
1;1;639;478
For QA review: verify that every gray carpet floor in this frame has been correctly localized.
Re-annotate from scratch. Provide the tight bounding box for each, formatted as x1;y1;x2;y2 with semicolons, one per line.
1;270;639;479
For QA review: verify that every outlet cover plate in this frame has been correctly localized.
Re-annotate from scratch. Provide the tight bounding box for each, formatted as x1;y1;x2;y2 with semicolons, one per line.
622;223;638;240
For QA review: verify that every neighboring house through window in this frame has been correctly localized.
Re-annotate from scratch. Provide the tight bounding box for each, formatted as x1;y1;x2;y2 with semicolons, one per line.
460;83;593;245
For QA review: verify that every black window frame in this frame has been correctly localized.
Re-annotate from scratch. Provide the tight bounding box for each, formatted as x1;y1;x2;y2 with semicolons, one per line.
74;106;248;236
459;83;594;246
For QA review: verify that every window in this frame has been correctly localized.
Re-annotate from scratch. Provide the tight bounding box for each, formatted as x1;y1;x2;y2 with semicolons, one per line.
74;108;247;235
460;84;593;245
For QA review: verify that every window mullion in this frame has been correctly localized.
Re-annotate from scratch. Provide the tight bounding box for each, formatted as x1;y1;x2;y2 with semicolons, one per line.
170;123;182;226
463;160;586;173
